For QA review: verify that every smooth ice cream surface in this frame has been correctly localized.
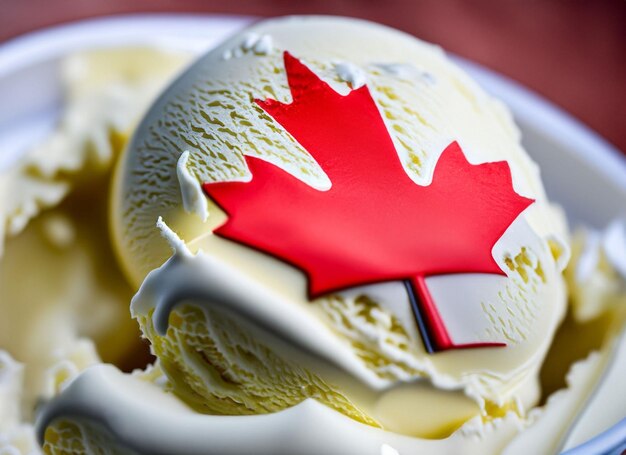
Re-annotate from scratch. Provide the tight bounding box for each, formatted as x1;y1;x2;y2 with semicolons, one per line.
106;14;570;439
31;14;625;455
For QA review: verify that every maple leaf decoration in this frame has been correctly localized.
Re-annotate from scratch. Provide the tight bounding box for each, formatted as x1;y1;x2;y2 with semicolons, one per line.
203;51;534;353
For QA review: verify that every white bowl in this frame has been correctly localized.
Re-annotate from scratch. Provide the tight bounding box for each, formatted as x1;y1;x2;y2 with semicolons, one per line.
0;13;624;454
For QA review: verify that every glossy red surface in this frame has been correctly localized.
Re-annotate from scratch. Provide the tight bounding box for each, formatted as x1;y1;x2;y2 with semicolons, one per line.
204;52;529;352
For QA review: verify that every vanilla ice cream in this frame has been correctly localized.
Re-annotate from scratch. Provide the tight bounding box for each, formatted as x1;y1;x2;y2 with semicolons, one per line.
104;15;570;438
23;15;626;455
0;47;191;454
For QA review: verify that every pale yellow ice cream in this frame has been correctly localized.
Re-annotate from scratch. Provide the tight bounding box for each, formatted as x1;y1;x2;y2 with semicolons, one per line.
1;15;622;455
0;47;191;454
108;16;570;439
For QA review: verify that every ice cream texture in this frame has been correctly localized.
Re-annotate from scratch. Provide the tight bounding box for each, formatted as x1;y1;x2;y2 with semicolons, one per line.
106;14;572;439
0;14;622;455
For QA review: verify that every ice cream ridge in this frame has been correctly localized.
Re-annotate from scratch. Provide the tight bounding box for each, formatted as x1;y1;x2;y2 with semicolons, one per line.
38;16;576;454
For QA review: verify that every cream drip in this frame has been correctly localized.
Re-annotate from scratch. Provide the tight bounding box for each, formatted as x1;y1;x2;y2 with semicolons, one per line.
176;151;209;222
33;364;518;455
155;217;191;259
130;239;395;390
35;336;625;455
223;33;274;60
334;62;367;88
253;35;274;55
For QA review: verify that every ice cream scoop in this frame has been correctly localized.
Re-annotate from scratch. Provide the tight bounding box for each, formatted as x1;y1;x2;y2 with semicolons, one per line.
104;15;571;438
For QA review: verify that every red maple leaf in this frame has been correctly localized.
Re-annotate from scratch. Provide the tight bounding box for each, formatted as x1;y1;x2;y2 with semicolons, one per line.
203;52;534;353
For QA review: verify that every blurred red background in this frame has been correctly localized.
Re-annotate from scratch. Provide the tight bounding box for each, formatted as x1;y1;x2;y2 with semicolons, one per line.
1;0;625;154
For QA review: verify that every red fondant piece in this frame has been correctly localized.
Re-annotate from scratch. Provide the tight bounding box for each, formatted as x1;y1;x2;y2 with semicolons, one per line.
203;52;534;352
